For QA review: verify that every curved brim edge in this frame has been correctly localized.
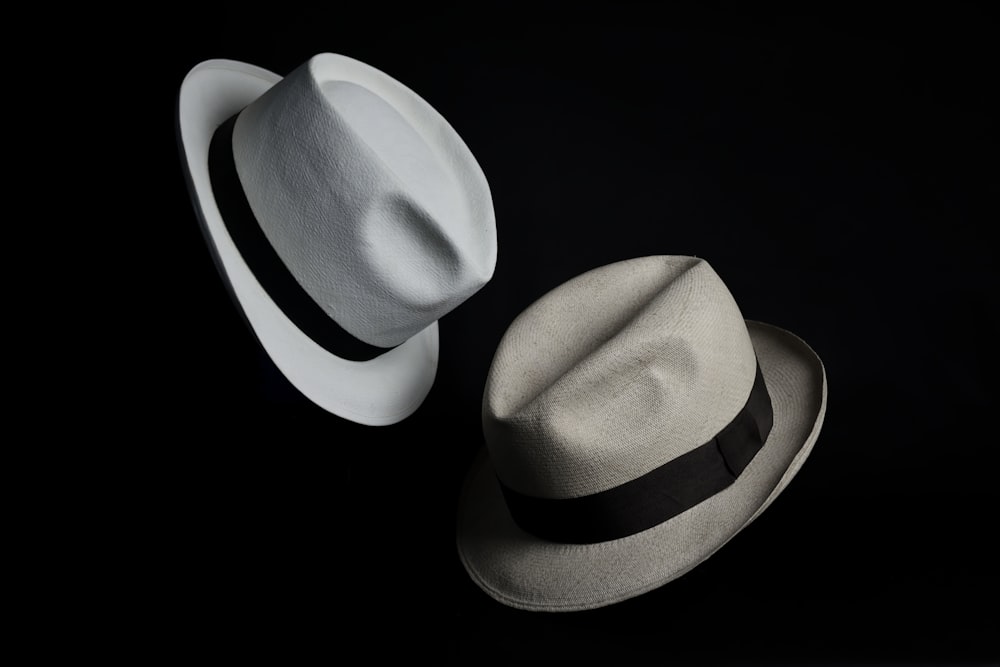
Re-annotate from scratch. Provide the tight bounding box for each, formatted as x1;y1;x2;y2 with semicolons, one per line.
456;319;827;611
176;58;439;426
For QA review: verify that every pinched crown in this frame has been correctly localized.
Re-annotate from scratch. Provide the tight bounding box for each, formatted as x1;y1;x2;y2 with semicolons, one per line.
232;53;496;347
483;256;758;499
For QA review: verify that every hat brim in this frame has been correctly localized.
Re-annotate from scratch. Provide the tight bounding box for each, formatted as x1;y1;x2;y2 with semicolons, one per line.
177;59;438;426
456;319;827;611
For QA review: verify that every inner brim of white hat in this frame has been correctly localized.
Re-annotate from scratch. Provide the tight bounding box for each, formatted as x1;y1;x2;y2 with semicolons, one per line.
456;320;828;612
177;58;439;426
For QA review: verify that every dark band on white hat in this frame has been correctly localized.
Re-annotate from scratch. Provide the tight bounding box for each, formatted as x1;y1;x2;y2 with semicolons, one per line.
498;361;774;544
208;114;396;362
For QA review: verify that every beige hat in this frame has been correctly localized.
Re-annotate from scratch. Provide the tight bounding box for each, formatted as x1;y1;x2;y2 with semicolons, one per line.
176;53;496;425
456;255;827;611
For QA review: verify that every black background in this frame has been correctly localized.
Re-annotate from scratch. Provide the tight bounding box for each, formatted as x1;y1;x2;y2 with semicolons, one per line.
146;4;996;664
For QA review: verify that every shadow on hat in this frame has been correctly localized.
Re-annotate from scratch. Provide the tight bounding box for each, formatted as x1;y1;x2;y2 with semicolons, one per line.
457;255;827;611
177;53;496;426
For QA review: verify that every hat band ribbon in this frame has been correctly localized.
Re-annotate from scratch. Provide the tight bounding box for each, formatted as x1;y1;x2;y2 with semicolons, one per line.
207;114;396;362
499;361;774;544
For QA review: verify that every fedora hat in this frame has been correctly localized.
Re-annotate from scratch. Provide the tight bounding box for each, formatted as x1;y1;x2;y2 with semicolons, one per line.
457;255;827;611
176;53;497;425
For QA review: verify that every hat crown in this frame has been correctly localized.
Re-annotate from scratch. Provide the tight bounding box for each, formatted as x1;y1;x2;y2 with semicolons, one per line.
483;256;758;499
231;53;496;347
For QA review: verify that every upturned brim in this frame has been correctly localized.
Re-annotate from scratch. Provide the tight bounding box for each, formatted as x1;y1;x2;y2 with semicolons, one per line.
456;320;827;611
176;58;438;426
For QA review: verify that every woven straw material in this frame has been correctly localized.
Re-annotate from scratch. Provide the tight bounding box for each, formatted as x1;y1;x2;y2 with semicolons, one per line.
177;54;496;424
485;255;758;498
233;54;496;347
457;256;827;611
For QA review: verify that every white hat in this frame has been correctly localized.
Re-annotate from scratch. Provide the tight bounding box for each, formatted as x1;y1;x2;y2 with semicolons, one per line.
457;255;827;611
176;53;496;425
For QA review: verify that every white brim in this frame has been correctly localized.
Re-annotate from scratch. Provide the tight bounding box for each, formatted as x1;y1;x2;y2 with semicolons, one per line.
177;59;438;426
456;320;827;611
